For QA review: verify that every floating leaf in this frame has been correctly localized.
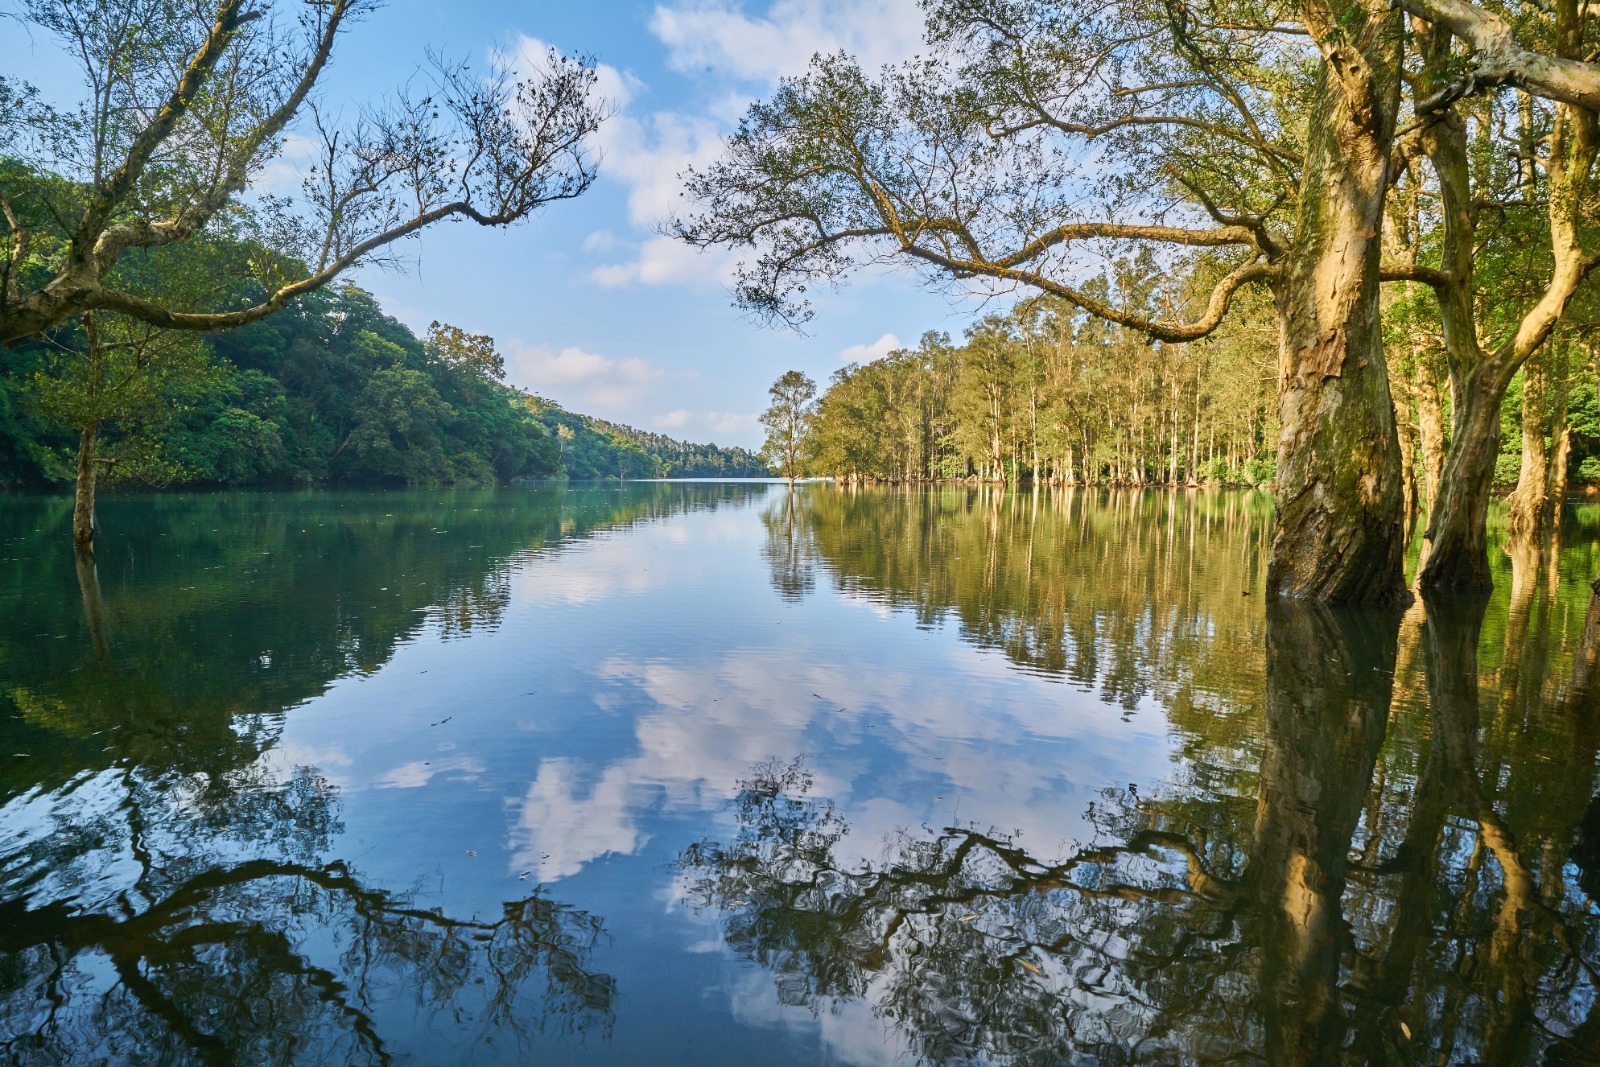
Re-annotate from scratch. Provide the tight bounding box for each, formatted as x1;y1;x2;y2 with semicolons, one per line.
1019;960;1043;975
958;915;978;922
1399;1022;1411;1040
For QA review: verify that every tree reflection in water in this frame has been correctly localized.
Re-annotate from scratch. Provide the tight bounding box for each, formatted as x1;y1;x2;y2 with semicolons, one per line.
0;761;615;1064
688;491;1600;1063
0;490;747;1063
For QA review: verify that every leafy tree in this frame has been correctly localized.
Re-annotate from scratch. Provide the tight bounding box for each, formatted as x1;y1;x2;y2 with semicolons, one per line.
0;0;604;346
759;370;816;486
675;0;1600;602
33;312;221;549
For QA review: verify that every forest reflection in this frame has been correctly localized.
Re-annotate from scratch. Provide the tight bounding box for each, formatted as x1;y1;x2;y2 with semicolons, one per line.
682;487;1600;1064
0;484;760;1064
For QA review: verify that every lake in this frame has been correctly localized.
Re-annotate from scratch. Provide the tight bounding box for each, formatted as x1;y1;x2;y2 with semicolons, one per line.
1;483;1598;1065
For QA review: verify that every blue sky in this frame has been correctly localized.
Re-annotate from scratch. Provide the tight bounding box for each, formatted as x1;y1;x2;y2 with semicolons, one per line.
13;0;1001;448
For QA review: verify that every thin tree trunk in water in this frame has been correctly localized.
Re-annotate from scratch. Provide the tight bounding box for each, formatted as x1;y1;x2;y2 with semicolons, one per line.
1393;372;1420;544
1567;578;1600;709
1509;341;1573;535
1416;359;1447;514
74;423;99;553
1420;382;1502;589
1190;397;1201;485
1270;15;1408;603
1510;352;1554;535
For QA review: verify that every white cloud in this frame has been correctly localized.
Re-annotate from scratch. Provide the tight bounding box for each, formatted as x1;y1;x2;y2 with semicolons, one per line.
582;229;620;254
706;411;758;435
653;408;693;429
649;0;927;84
590;235;734;289
508;758;647;881
377;756;485;790
836;332;902;363
504;340;669;414
597;109;728;228
253;131;321;197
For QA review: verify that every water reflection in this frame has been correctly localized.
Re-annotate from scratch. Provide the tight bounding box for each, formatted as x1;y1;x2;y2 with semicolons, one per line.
2;484;1599;1064
1;764;616;1064
0;485;759;1064
676;489;1600;1064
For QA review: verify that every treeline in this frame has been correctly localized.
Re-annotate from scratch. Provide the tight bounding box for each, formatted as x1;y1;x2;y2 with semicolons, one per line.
807;273;1600;492
0;281;765;491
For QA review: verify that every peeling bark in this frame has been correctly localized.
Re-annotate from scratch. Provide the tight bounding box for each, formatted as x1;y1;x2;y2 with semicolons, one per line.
1270;9;1409;603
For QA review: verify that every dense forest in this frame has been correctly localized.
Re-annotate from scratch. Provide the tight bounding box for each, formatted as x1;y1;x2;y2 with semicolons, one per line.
804;279;1600;497
0;280;766;493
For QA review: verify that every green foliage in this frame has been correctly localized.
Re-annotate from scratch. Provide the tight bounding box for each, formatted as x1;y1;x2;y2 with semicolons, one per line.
760;370;818;481
0;275;766;489
807;277;1278;484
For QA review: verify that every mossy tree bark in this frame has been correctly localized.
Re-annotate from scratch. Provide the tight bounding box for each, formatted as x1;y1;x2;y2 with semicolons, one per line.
1269;2;1409;603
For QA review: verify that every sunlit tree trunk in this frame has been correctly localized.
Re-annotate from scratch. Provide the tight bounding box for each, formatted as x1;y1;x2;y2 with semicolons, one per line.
1415;359;1447;514
1393;372;1420;543
1508;341;1573;535
1270;13;1408;603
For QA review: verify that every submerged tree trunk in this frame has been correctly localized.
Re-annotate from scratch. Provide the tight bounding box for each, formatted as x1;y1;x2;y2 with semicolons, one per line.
1418;381;1501;589
74;422;99;553
1270;19;1408;603
1415;358;1447;513
1508;341;1573;535
1568;578;1600;709
74;546;113;667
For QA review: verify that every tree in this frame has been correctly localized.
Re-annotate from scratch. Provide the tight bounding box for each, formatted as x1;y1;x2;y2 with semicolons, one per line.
674;2;1407;602
0;0;604;347
759;370;816;486
675;0;1600;602
33;312;219;550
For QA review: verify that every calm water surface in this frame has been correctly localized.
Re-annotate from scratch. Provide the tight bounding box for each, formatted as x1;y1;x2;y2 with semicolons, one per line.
1;484;1598;1065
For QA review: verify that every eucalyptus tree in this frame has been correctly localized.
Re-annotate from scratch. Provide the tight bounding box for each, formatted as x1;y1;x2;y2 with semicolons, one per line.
0;0;604;347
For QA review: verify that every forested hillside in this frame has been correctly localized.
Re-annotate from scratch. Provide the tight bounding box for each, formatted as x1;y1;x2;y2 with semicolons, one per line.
0;282;766;491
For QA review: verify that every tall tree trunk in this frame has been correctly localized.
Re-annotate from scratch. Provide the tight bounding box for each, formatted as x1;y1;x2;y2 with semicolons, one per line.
1415;358;1447;513
1418;378;1502;589
74;422;99;553
1508;341;1574;534
1417;6;1597;590
1392;370;1420;543
1270;12;1408;603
